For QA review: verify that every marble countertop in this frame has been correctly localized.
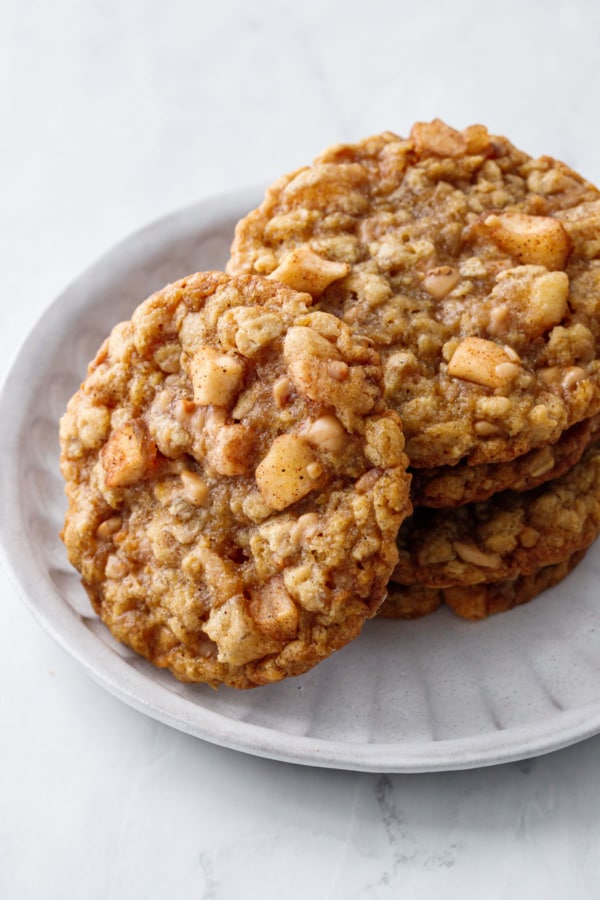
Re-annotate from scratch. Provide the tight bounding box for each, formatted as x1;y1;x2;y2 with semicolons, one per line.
3;1;600;896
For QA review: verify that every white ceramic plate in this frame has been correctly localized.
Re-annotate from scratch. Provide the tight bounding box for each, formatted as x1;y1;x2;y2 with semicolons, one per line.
2;190;600;773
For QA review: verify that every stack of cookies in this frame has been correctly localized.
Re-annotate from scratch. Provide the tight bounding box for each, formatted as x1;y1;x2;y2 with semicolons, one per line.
227;120;600;622
60;120;600;689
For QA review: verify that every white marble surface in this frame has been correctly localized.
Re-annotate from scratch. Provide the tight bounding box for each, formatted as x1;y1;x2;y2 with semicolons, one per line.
2;0;600;896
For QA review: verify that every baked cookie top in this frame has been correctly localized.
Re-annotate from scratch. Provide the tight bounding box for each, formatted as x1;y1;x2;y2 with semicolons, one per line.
411;413;600;507
60;272;411;689
228;120;600;468
391;443;600;588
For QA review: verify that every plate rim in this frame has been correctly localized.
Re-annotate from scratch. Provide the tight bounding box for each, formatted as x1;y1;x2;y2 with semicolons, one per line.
2;189;600;773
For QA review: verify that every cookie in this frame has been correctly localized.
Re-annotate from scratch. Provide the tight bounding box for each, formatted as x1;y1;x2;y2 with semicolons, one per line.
391;443;600;588
60;272;412;689
379;582;444;620
228;120;600;469
381;550;585;620
411;413;600;507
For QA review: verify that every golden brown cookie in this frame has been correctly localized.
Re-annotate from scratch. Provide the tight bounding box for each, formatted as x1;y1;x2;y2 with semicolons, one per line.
381;550;585;620
391;443;600;588
60;272;412;689
411;413;600;507
228;121;600;469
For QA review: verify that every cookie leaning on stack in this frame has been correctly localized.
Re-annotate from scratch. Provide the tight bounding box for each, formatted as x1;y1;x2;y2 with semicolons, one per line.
60;272;412;688
228;120;600;619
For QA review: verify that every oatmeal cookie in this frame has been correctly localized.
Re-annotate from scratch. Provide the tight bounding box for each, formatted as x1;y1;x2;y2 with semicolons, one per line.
411;413;600;507
381;550;585;620
391;443;600;588
228;121;600;468
60;272;411;689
